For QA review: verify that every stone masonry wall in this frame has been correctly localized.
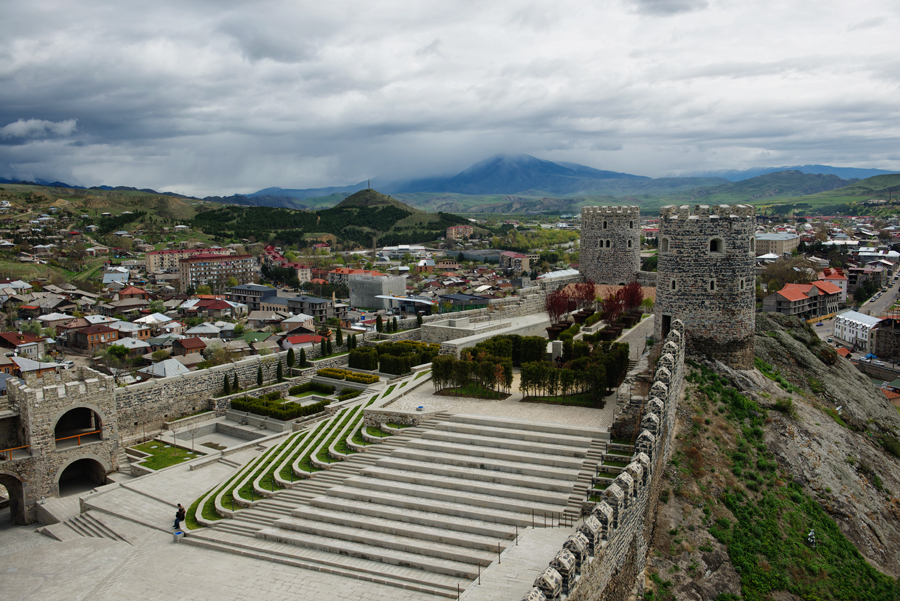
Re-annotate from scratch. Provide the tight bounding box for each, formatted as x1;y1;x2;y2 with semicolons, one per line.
522;320;685;601
580;206;641;285
655;204;756;369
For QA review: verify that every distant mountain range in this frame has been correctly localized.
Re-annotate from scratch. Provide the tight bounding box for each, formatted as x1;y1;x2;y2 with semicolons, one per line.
3;155;897;213
683;164;895;182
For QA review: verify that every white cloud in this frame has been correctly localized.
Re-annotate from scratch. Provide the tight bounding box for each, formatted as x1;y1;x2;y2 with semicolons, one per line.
0;1;897;194
0;118;77;139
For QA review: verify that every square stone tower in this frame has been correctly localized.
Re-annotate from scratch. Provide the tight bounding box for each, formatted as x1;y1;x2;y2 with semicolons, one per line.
579;206;641;285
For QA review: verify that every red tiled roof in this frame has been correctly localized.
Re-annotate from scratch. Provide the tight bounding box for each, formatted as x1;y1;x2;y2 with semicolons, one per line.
777;289;809;302
75;325;117;335
812;280;842;295
178;338;206;349
783;283;813;294
836;347;851;358
285;334;325;345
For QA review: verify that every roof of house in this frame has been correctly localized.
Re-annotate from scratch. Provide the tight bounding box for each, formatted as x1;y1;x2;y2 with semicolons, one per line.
119;285;147;296
0;332;44;346
285;334;325;345
139;358;191;378
177;338;207;349
776;288;809;303
812;280;842;295
76;324;118;335
836;347;852;358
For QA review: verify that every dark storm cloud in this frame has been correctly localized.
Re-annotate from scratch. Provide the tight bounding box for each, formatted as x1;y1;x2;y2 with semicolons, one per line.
0;1;897;194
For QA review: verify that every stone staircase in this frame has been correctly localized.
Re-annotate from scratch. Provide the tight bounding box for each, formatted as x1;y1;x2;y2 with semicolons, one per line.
185;413;608;598
39;511;132;544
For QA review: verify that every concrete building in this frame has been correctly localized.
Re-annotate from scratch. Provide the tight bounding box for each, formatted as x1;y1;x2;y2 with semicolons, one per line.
227;284;274;312
755;233;800;256
145;247;233;272
499;251;539;274
446;225;474;240
762;281;842;320
349;274;407;310
179;254;256;293
579;205;641;285
818;267;849;303
834;310;882;352
655;204;756;369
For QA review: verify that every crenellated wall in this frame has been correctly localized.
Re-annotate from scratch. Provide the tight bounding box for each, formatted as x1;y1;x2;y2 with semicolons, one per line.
523;319;685;601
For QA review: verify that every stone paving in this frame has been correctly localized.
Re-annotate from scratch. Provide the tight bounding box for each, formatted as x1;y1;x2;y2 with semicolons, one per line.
387;375;618;430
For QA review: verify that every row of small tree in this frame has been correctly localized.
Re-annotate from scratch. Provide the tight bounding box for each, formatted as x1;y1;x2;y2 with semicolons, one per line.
519;342;629;404
432;353;514;395
376;315;400;333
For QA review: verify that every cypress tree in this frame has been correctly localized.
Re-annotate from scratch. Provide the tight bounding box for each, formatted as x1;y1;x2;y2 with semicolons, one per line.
416;313;423;327
392;317;398;332
233;372;239;392
276;360;284;382
299;348;307;367
336;328;343;347
286;347;295;368
320;337;327;356
327;340;333;355
223;374;231;395
257;365;263;387
376;315;383;333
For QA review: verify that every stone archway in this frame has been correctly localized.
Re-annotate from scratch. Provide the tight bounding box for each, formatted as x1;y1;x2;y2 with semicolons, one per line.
53;406;104;449
56;457;108;497
0;472;26;525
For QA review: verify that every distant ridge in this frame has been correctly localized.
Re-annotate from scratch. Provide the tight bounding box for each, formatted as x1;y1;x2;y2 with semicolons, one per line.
685;164;896;182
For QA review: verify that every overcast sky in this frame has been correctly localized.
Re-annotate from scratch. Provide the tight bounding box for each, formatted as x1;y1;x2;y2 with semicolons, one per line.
1;1;899;196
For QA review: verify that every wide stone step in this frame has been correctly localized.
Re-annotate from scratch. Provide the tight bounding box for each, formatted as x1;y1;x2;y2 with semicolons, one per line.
257;526;481;580
214;520;262;536
184;529;466;598
388;448;581;481
360;466;570;506
422;430;588;458
289;505;510;551
272;515;499;565
310;497;514;540
233;512;277;527
373;456;576;492
329;484;564;524
436;422;594;448
405;439;585;469
448;414;608;440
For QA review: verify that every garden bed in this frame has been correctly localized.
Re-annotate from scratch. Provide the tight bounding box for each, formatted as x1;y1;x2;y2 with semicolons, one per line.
435;382;510;400
131;441;202;470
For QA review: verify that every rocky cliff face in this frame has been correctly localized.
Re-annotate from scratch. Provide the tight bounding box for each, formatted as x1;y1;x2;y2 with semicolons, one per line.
642;313;900;601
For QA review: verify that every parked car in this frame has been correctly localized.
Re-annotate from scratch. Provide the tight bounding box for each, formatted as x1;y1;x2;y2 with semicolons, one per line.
60;360;75;369
816;322;824;326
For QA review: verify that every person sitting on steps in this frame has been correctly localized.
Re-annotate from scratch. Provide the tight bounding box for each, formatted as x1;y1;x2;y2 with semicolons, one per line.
174;503;185;529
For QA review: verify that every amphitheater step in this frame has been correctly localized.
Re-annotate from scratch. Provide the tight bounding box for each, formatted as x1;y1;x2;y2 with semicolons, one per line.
309;497;514;539
447;414;607;440
359;466;570;506
272;515;500;565
372;456;576;492
388;448;581;481
257;527;481;580
405;439;585;469
213;520;263;536
435;422;594;448
288;505;512;551
421;430;589;458
218;457;241;469
184;529;466;598
328;486;563;525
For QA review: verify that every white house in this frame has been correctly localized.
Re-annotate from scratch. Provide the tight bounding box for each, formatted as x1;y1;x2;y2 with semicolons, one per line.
834;310;882;352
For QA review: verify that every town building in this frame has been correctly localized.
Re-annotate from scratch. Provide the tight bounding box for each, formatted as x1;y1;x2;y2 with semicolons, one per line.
872;318;900;363
227;284;273;312
349;274;407;310
499;251;539;274
446;225;474;240
755;233;800;256
0;332;45;358
145;247;233;272
71;325;119;352
834;310;882;352
761;281;842;320
179;254;256;293
818;268;849;303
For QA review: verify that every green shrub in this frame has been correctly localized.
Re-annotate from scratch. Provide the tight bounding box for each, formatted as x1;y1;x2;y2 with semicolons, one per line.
230;396;329;421
881;434;900;459
316;368;379;384
348;347;378;370
288;382;335;396
337;389;363;402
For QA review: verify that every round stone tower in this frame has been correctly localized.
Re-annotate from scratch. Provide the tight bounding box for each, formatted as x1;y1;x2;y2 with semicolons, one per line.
654;204;756;369
579;205;641;285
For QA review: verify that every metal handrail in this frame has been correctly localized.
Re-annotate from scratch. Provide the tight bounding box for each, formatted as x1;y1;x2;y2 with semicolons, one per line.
0;444;29;460
55;429;102;445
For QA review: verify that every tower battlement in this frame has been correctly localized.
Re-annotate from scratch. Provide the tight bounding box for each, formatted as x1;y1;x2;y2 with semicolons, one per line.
578;205;641;285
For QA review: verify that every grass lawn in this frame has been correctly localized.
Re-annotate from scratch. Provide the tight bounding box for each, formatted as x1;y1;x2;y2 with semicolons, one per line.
382;384;396;398
607;448;632;457
611;437;634;445
132;441;199;470
366;426;392;438
596;471;619;479
603;459;629;468
524;392;600;408
385;422;413;429
414;371;430;380
287;390;321;399
436;382;509;400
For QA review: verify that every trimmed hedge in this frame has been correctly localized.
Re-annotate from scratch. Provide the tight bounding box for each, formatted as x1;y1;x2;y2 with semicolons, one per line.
317;368;380;384
349;347;379;371
584;312;603;327
375;340;440;375
230;395;329;421
288;382;335;396
337;388;363;402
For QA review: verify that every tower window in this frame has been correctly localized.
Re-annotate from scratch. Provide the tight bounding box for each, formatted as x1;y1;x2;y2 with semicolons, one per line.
603;221;608;229
740;279;745;291
750;238;756;253
709;279;716;291
671;279;677;291
627;240;632;248
709;237;724;255
629;220;634;229
660;237;670;253
606;240;611;248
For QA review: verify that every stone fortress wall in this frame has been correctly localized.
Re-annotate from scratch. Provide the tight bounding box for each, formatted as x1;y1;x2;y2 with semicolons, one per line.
523;320;686;601
4;367;119;522
579;205;641;285
654;204;756;369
